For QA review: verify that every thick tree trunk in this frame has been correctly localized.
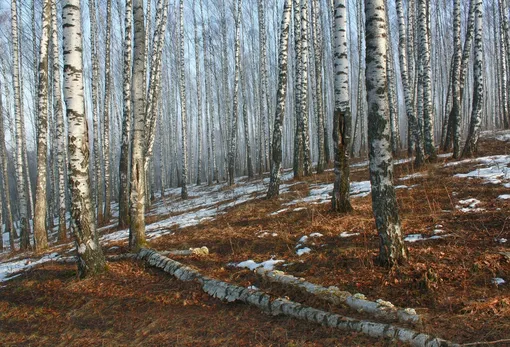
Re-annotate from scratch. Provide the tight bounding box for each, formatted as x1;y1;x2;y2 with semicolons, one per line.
451;0;462;158
228;0;242;186
331;0;352;213
129;0;148;251
62;0;106;277
267;0;292;199
34;0;51;252
118;0;133;230
365;0;407;266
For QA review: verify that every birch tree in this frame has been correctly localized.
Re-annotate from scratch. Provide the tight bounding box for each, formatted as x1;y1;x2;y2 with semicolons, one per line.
462;0;484;157
103;0;113;222
34;0;51;251
129;0;148;250
179;0;189;199
0;83;15;251
331;0;352;213
193;0;203;185
228;0;242;186
62;0;106;277
450;0;462;158
365;0;407;266
52;0;68;241
11;0;30;250
118;0;133;229
267;0;292;198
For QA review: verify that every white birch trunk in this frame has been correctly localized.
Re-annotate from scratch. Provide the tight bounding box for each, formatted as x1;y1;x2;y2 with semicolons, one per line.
34;0;51;251
365;0;407;266
103;0;112;222
179;0;189;199
267;0;292;198
129;0;148;251
332;0;352;213
62;0;106;277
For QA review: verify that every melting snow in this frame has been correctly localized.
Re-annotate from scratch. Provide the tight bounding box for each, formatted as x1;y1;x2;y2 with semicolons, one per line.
404;234;451;242
399;172;426;181
498;195;510;200
456;198;485;213
0;253;60;283
296;247;311;256
339;232;360;238
492;278;506;286
235;258;284;271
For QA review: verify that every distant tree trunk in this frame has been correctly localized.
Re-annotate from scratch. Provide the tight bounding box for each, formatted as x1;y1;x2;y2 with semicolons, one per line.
11;0;30;251
88;0;103;224
267;0;292;199
242;71;254;179
201;0;218;184
193;0;203;185
365;0;407;266
118;0;133;230
293;0;304;179
312;0;325;173
0;85;15;251
385;2;399;155
129;0;148;251
351;0;365;158
396;0;424;167
179;0;189;199
258;0;270;174
418;0;436;159
51;0;67;242
462;0;483;157
103;0;112;222
450;0;462;158
299;0;312;176
34;0;51;252
62;0;106;277
228;0;242;186
331;0;352;213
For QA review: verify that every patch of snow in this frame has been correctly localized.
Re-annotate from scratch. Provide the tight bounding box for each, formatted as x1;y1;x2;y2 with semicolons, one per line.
496;134;510;142
235;258;284;271
496;238;508;244
404;234;452;242
455;198;485;213
0;253;60;283
339;232;360;238
492;278;506;286
293;207;307;212
270;208;288;216
437;153;453;159
399;172;426;181
309;232;323;238
298;235;309;244
497;195;510;200
296;247;311;256
449;155;510;185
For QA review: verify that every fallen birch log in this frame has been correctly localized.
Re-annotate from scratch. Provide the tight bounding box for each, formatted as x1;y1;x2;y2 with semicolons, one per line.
159;246;209;257
137;248;456;347
256;268;420;326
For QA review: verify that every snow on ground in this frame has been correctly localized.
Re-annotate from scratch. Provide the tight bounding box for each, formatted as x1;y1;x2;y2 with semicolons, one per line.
339;232;360;238
445;155;510;185
234;258;284;271
404;233;452;242
0;253;60;283
498;195;510;200
296;247;311;256
455;198;485;213
399;172;426;181
492;278;506;286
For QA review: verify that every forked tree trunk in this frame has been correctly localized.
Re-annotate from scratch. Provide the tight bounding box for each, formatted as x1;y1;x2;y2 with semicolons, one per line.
62;0;106;277
267;0;292;199
462;0;483;157
365;0;407;266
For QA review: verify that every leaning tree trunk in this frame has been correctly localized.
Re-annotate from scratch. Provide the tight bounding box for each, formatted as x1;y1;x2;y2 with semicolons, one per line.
267;0;293;199
0;85;15;251
129;0;148;251
365;0;407;266
179;0;189;199
331;0;352;213
118;0;133;230
462;0;483;157
11;0;30;251
34;0;51;252
62;0;106;277
51;0;67;242
228;0;242;186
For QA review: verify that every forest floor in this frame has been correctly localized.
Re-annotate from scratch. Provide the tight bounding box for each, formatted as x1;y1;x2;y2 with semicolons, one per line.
0;130;509;346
